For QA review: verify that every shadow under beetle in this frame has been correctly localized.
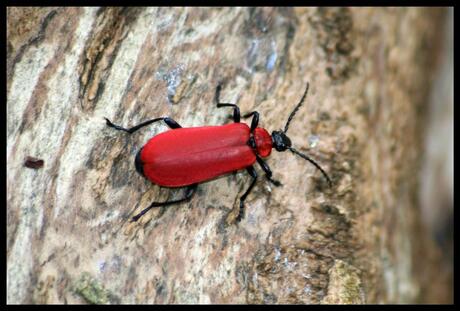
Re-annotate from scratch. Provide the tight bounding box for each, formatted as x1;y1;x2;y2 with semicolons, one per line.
105;82;331;222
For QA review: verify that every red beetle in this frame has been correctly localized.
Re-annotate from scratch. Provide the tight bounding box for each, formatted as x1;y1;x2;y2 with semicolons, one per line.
105;83;331;222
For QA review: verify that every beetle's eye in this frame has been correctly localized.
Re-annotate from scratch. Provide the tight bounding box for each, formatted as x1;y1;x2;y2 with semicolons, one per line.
282;134;292;148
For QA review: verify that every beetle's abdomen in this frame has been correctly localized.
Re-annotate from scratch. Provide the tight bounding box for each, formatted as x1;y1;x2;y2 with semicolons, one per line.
140;123;256;187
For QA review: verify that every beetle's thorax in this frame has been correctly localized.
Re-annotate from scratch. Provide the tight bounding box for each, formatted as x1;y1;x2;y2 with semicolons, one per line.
248;127;272;158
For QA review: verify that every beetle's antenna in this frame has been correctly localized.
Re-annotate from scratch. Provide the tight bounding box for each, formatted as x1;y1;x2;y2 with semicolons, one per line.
288;146;332;187
284;82;310;134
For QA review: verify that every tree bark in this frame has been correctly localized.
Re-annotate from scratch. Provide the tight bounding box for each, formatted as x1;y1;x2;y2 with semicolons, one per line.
7;7;450;304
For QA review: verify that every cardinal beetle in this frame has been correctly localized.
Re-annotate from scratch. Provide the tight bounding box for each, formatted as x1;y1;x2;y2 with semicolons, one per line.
105;82;331;222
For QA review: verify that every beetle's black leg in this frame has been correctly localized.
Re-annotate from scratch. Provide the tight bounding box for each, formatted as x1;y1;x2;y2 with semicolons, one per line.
236;166;258;222
256;155;282;187
131;184;198;222
163;118;182;129
105;117;181;134
217;103;240;123
215;85;240;123
242;111;259;133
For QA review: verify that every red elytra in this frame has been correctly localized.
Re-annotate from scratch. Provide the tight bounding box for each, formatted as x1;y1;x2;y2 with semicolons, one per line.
140;123;272;187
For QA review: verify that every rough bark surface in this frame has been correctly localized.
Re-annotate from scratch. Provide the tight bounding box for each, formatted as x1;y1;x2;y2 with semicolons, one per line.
7;7;449;304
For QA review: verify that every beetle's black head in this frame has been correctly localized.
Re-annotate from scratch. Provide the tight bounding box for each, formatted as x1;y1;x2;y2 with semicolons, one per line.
272;130;291;152
135;147;145;177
